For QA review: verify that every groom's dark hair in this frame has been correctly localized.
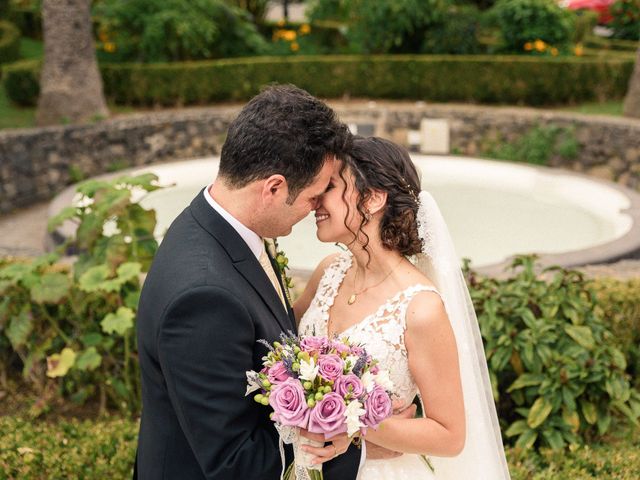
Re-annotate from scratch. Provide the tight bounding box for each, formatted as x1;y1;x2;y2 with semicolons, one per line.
219;84;351;201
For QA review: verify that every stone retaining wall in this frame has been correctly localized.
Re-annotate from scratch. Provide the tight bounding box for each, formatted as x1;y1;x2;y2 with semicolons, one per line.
1;102;639;214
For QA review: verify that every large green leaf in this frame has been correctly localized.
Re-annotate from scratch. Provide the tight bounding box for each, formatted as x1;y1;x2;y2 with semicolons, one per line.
47;205;78;232
30;272;71;304
564;325;595;350
515;429;538;449
528;396;553;429
46;347;76;378
581;401;597;425
562;408;580;432
117;173;160;191
0;262;33;282
505;419;529;437
79;265;110;292
508;373;545;392
101;307;135;335
116;262;141;283
81;332;104;347
6;308;33;348
542;428;565;449
75;347;102;371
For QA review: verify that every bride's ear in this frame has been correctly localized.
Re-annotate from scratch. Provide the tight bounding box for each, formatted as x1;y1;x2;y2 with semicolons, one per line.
365;189;387;217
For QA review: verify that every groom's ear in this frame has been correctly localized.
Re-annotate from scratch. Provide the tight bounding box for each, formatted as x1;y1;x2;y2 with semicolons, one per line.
366;189;387;216
261;174;289;203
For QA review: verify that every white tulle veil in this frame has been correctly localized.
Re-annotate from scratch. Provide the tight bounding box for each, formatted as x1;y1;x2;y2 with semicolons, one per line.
413;190;511;479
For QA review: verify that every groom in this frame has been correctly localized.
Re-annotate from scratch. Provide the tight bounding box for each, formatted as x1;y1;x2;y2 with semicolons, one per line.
134;85;362;479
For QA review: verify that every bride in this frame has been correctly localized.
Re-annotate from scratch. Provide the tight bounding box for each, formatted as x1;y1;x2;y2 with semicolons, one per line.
293;136;510;479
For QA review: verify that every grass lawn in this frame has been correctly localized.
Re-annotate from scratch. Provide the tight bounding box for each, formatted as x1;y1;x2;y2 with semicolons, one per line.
559;100;625;117
0;84;35;130
0;412;638;479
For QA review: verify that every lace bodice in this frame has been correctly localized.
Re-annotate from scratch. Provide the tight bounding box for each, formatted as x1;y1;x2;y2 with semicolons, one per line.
299;253;443;408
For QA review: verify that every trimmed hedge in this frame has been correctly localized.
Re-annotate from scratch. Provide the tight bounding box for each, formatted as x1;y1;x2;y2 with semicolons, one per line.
0;415;638;479
0;20;20;65
2;54;634;107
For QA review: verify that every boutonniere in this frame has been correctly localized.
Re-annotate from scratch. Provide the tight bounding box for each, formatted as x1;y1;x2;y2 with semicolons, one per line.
265;238;294;303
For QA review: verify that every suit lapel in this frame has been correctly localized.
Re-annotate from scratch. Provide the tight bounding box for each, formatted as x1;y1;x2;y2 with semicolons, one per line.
266;250;297;333
189;189;291;333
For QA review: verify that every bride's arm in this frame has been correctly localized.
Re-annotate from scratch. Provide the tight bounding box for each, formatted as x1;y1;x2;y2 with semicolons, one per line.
292;253;340;323
363;291;466;457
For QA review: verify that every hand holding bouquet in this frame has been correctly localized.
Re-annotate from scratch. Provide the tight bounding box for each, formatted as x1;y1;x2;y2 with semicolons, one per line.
246;333;394;480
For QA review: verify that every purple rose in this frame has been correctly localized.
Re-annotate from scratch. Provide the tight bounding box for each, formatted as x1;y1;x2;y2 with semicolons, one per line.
269;377;310;428
330;341;350;356
318;354;345;382
362;386;392;429
267;361;290;384
308;392;347;438
300;336;329;356
334;374;364;399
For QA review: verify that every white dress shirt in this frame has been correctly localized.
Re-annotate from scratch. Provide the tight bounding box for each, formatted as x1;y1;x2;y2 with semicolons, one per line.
203;185;263;260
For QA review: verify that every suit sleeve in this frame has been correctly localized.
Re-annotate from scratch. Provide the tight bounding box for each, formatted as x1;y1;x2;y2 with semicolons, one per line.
157;285;281;480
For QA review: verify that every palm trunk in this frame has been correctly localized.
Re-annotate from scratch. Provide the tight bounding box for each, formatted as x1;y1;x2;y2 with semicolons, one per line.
36;0;109;126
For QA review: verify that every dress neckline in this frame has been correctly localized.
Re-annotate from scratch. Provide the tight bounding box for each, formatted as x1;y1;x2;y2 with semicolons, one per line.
325;252;440;338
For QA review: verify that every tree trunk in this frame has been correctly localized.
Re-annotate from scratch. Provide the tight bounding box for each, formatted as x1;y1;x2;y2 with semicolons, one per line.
623;46;640;118
36;0;109;126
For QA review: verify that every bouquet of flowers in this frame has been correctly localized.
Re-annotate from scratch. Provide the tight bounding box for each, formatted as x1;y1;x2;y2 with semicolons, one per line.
246;332;394;480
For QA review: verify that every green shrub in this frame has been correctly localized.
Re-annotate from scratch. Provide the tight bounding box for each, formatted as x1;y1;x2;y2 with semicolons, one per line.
1;58;39;106
592;278;640;388
348;0;448;53
93;0;268;62
259;20;348;55
490;0;576;52
466;255;640;450
0;416;138;478
0;174;162;415
7;2;42;39
481;124;579;165
422;5;485;54
0;20;21;64
572;8;599;44
584;34;639;51
609;0;640;41
2;55;634;107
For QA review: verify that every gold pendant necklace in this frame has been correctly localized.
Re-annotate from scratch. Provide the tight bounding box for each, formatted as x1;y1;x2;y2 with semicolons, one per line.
348;257;404;306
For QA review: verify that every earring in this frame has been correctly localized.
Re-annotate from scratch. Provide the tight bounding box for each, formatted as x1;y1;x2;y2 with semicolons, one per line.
365;211;372;221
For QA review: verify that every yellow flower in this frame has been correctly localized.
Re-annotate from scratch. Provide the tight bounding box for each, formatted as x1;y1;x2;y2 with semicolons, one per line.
277;19;285;27
290;42;299;52
98;30;109;42
574;44;584;56
282;30;297;42
104;42;117;53
534;39;546;52
299;24;311;35
550;47;559;56
524;42;533;51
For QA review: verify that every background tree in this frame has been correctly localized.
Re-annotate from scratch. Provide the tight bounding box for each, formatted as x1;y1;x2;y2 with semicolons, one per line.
36;0;109;126
623;46;640;118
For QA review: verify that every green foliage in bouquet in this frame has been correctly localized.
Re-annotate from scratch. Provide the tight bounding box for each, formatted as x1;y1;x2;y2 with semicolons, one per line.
93;0;268;62
490;0;575;52
466;255;640;450
0;174;162;415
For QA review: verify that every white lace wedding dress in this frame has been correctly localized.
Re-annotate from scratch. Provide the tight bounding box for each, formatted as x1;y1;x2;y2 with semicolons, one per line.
298;252;438;480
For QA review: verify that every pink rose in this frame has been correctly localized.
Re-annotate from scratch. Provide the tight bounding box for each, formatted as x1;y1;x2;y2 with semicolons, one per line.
300;336;329;356
334;374;364;399
362;386;392;429
330;341;350;355
267;361;290;384
318;354;345;382
308;392;347;438
269;377;310;428
370;364;380;375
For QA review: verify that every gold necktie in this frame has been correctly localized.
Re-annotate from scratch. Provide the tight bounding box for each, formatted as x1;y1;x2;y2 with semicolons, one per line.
259;247;287;309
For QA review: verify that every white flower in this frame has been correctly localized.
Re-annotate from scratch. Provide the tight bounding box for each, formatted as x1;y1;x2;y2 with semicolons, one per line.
361;371;375;392
344;355;359;372
245;370;261;396
344;400;365;437
298;357;319;382
373;370;394;391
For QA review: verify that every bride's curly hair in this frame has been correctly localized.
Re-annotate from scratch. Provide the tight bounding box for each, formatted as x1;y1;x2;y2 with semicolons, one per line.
340;136;422;258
